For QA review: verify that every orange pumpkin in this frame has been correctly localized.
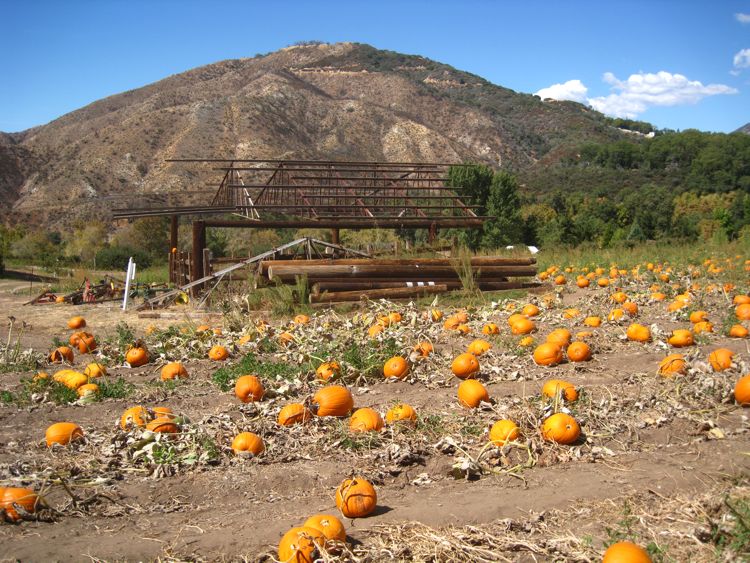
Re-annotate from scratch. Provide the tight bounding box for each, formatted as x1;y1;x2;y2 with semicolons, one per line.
146;416;179;434
383;356;409;379
83;362;106;378
335;477;377;518
729;324;749;338
278;526;325;563
622;301;638;316
563;308;580;319
708;348;734;372
734;375;750;406
668;329;694;347
368;323;384;338
597;277;610;287
316;361;341;382
576;276;590;288
278;403;312;426
312;385;354;417
602;541;653;563
541;413;581;444
507;313;526;327
77;383;99;397
413;341;434;357
160;362;188;381
489;419;520;446
481;323;500;335
385;403;417;425
303;513;347;542
608;308;625;322
67;316;86;329
546;328;571;347
278;332;295;346
626;323;651;343
126;346;149;367
611;291;628;304
693;321;713;334
542;379;578;402
120;406;149;430
49;346;74;364
519;336;535;347
208;345;229;361
451;353;480;379
45;422;84;447
553;274;566;285
566;341;591;362
467;339;492;356
583;316;602;327
349;408;384;432
457;379;489;408
293;314;311;325
521;304;540;317
235;375;265;403
231;432;264;456
533;342;563;366
510;317;536;335
0;487;41;522
734;294;750;305
689;310;709;324
658;354;687;376
736;304;750;320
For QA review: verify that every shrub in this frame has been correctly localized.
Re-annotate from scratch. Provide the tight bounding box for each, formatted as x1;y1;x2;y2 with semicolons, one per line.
95;246;151;270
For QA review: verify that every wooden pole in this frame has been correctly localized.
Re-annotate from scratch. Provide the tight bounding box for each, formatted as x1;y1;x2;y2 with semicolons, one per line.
331;228;340;245
267;264;537;280
311;284;449;303
191;221;206;296
170;216;179;251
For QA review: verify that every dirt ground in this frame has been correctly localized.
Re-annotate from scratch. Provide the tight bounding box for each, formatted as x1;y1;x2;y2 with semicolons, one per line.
0;270;748;562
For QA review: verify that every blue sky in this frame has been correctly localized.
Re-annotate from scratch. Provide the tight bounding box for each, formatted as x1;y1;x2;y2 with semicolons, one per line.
0;0;748;133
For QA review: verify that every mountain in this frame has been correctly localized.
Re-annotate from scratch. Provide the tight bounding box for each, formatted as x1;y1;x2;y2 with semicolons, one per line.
0;42;628;227
736;123;750;134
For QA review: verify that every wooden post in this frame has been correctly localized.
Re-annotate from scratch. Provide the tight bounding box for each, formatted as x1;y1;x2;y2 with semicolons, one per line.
331;228;340;245
191;221;206;296
170;216;179;251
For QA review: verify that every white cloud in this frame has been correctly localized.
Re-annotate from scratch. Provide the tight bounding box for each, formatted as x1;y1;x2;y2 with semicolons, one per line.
734;48;750;69
587;71;737;118
736;13;750;23
535;71;737;119
535;79;588;103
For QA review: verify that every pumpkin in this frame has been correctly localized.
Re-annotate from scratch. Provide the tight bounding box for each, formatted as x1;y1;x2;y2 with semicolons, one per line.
729;324;749;338
385;403;417;425
349;408;384;432
650;292;666;301
443;315;462;330
59;370;87;389
67;316;86;329
231;432;264;456
71;332;97;353
45;422;84;447
293;314;310;325
376;315;391;328
383;356;409;379
312;385;354;417
413;341;433;357
303;513;346;542
541;413;581;444
335;476;377;518
576;276;590;288
237;334;253;346
563;308;580;319
583;316;602;327
622;301;638;316
668;329;694;347
235;375;265;403
456;323;471;335
467;339;492;356
451;353;480;379
510;317;535;335
519;336;535;347
602;541;653;563
611;291;628;304
690;310;709;324
736;304;750;320
626;323;651;343
195;324;211;333
457;379;490;408
368;324;384;338
429;309;444;322
521;304;540;317
208;345;229;361
708;348;734;372
693;321;713;334
126;346;149;367
146;416;179;434
388;312;402;324
0;487;40;522
152;406;175;419
49;346;74;363
734;294;750;305
278;526;325;563
597;277;610;287
161;362;188;381
481;323;500;335
120;406;149;430
83;362;106;378
542;379;578;402
608;308;625;322
658;354;687;376
507;313;526;327
316;361;341;382
489;419;520;446
278;403;312;426
566;341;591;362
575;330;594;340
667;300;687;312
77;383;99;397
546;328;571;347
553;274;566;285
734;375;750;405
533;342;563;366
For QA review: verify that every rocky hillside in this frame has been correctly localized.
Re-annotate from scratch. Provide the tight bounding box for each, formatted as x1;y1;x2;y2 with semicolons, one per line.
1;42;627;226
736;122;750;134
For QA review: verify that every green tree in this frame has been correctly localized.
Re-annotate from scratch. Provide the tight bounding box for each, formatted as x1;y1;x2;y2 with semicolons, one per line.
481;171;523;247
447;163;494;249
63;222;108;265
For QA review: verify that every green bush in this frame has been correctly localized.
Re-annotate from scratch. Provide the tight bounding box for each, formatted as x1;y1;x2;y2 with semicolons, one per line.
95;246;152;270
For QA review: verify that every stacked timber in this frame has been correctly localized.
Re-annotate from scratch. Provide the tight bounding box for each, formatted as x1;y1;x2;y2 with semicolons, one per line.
258;257;539;303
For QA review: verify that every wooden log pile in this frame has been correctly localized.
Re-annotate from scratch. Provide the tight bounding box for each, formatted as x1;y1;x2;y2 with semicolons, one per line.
258;256;539;303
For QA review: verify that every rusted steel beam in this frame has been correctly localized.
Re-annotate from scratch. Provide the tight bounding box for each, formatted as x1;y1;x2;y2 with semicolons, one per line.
202;218;488;229
288;175;451;181
224;184;465;190
311;284;449;303
168;158;468;166
213;167;447;173
267;264;538;279
231;204;482;209
259;256;536;272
